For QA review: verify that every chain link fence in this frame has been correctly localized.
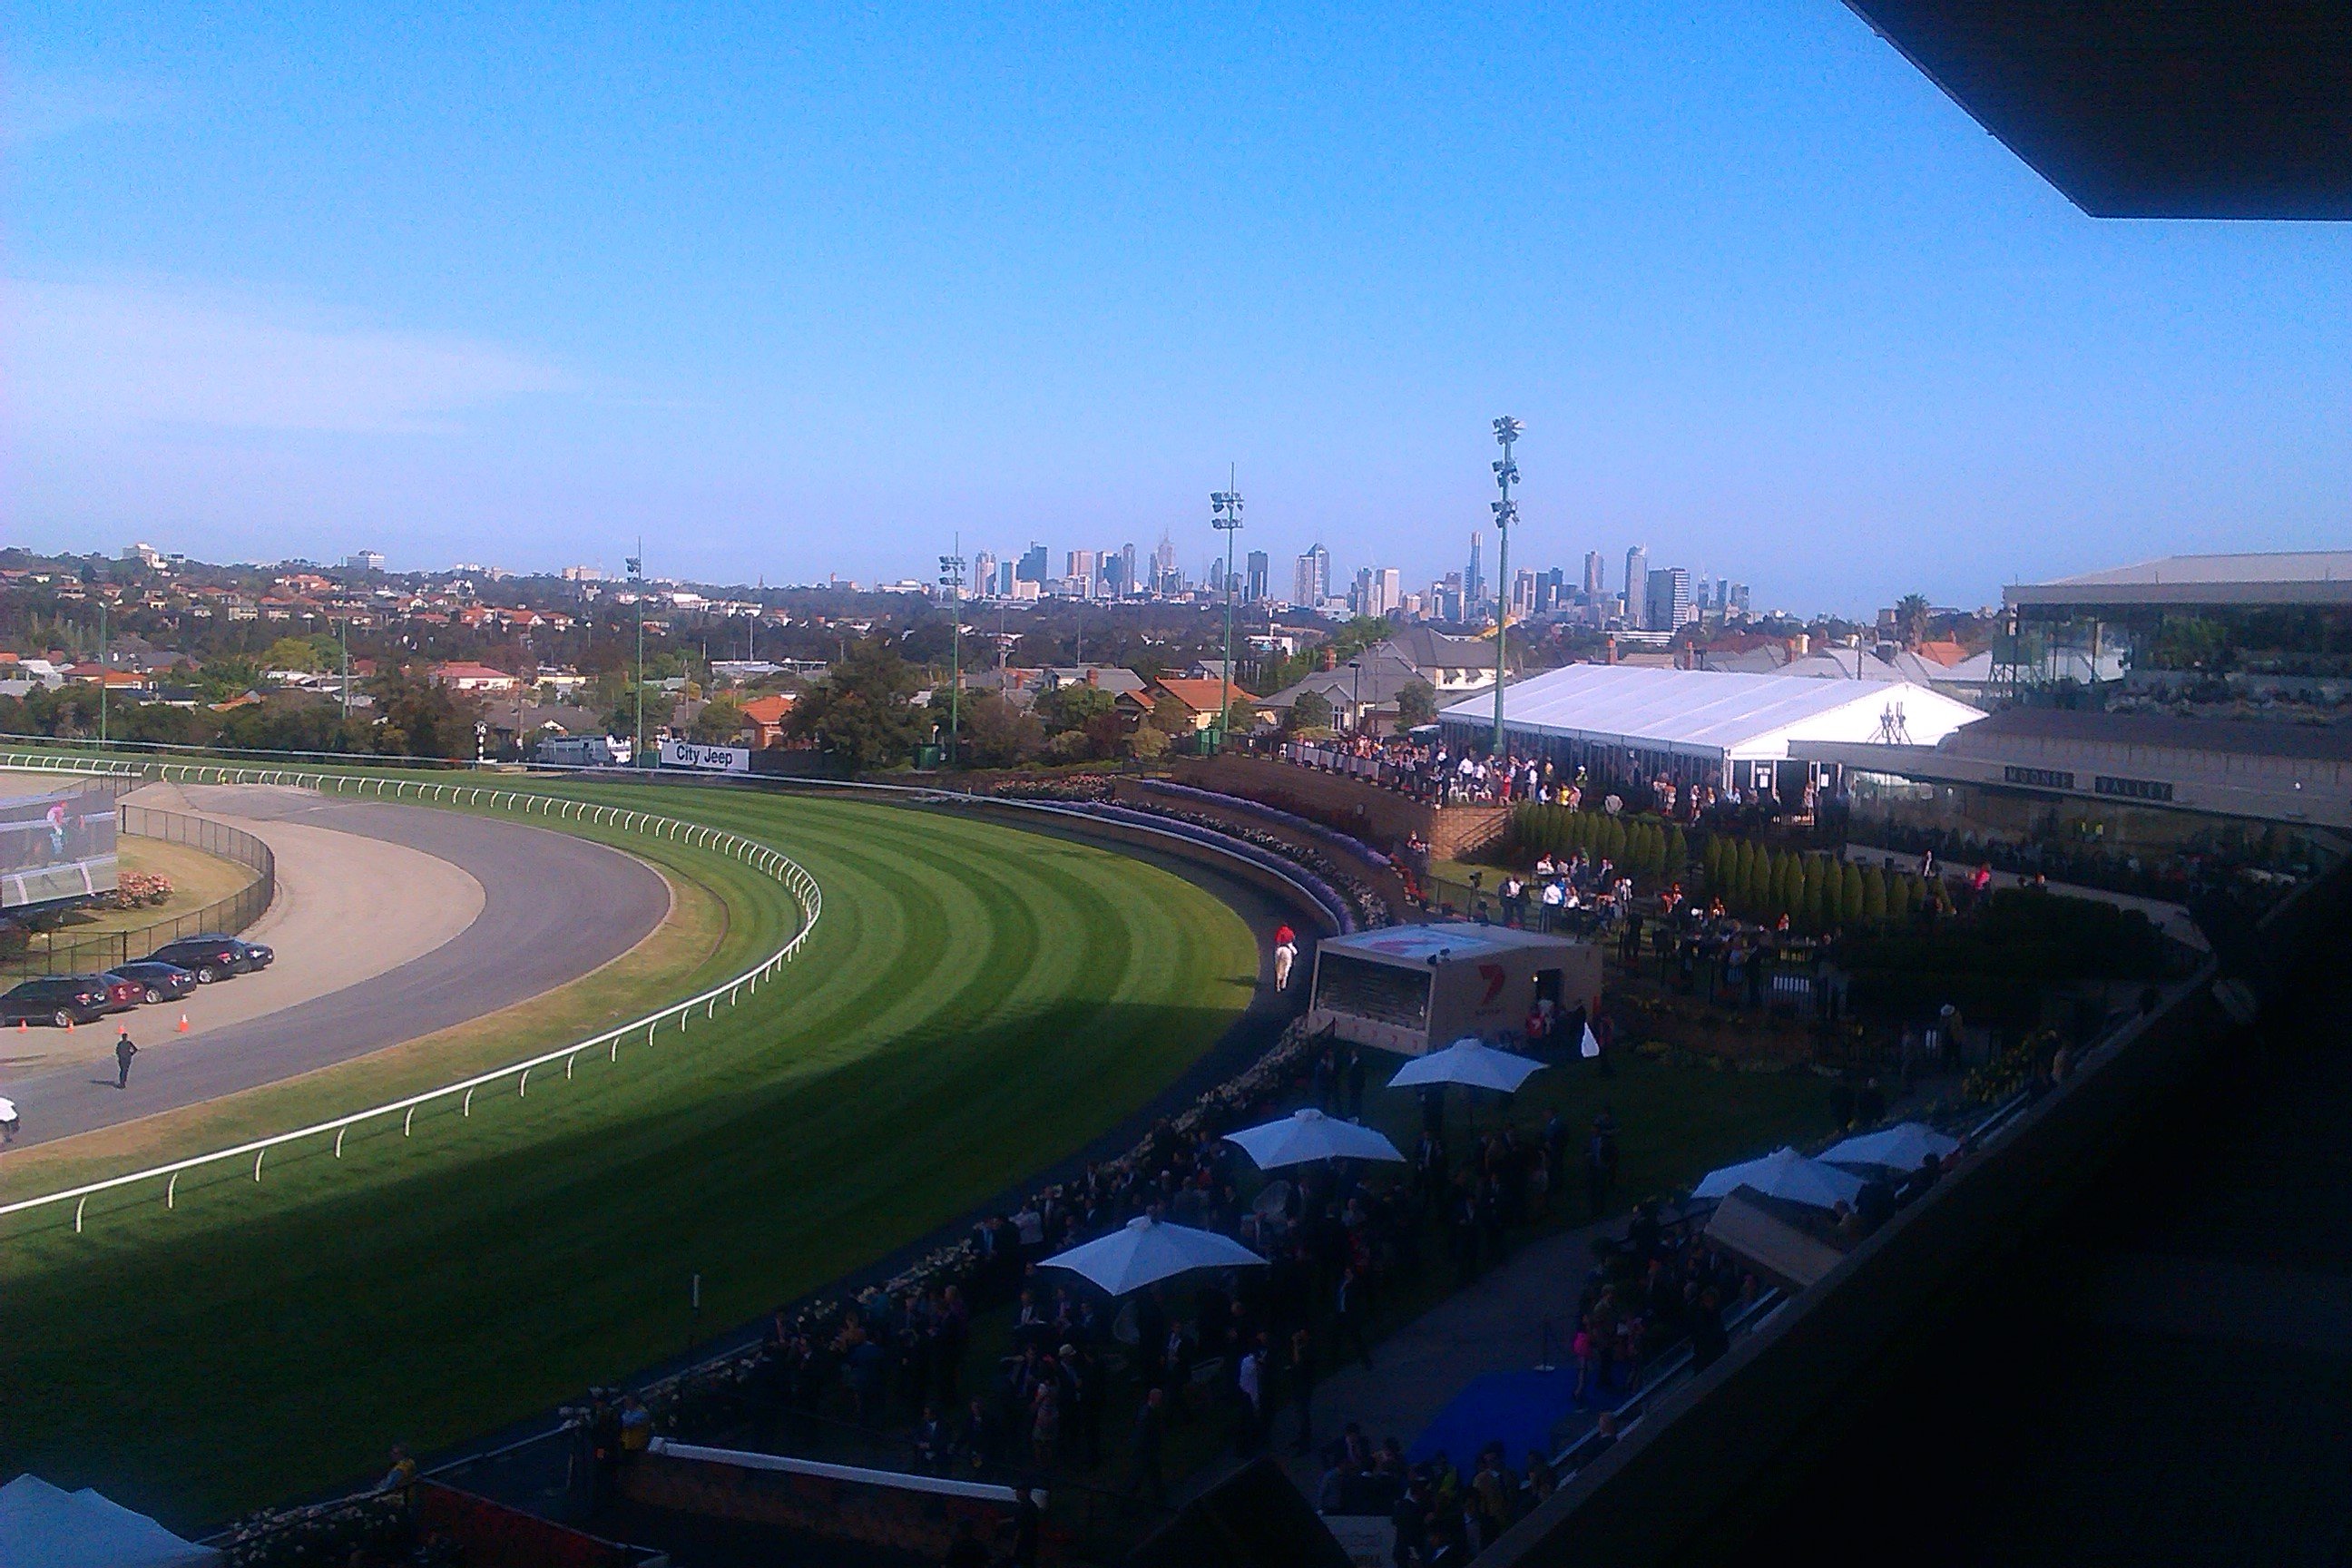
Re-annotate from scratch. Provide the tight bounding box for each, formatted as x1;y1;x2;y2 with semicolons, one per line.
0;805;275;979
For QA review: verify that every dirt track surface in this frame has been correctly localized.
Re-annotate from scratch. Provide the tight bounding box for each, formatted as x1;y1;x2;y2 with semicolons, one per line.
0;783;671;1149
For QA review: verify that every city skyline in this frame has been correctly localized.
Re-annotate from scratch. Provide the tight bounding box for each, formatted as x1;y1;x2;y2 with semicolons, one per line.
5;9;2345;609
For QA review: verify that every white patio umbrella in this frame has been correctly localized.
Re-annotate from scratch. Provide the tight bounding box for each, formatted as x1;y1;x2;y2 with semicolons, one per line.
1040;1215;1265;1297
1226;1107;1406;1170
1692;1147;1866;1210
1821;1122;1960;1172
1386;1037;1548;1094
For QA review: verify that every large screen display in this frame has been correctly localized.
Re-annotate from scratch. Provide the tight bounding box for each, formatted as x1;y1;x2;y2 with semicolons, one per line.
0;789;118;911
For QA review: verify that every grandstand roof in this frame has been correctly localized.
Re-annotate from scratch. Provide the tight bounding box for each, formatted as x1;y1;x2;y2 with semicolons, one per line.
1847;1;2352;219
1439;663;1985;762
2005;552;2352;611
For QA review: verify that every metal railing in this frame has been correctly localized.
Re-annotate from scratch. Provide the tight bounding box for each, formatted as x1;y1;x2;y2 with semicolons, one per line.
0;752;823;1233
1;807;277;979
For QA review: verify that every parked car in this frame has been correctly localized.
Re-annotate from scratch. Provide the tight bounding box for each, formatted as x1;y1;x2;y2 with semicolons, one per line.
94;973;145;1014
107;961;200;1005
145;934;274;984
0;975;119;1028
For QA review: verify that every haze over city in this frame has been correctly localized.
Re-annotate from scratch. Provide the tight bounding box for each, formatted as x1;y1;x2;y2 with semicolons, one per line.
5;5;2346;611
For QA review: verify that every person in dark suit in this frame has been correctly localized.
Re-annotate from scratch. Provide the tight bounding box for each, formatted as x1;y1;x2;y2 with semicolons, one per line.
114;1030;139;1090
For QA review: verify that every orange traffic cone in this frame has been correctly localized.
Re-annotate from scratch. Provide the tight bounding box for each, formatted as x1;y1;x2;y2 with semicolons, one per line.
177;1013;191;1034
15;1018;23;1032
64;1018;74;1032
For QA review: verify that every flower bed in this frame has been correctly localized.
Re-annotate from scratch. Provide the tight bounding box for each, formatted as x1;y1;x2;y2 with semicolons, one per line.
984;774;1117;803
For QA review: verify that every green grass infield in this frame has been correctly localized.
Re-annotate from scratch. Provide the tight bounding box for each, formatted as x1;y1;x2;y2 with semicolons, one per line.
0;779;1259;1526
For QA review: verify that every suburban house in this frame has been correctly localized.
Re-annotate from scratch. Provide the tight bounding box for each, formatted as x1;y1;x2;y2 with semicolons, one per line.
1261;628;1500;735
1145;677;1261;733
741;692;796;748
428;662;523;693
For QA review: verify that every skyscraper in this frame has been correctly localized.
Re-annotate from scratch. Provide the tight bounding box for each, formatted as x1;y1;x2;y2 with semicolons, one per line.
1466;533;1485;613
1643;566;1691;632
1121;544;1139;599
1017;543;1050;584
1293;544;1330;607
1245;550;1269;603
972;550;997;599
1583;551;1605;598
1624;547;1649;626
1154;532;1179;595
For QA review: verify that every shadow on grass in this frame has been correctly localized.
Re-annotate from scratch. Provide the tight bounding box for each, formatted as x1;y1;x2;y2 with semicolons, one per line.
0;996;1268;1531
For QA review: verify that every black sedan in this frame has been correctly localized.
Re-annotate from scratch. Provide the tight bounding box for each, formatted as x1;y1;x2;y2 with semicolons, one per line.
0;975;119;1028
107;961;200;1005
146;934;274;984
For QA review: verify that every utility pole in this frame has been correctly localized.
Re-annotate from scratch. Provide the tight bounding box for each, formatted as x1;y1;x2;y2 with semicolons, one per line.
1211;475;1244;754
1490;416;1522;759
628;540;646;767
938;535;965;768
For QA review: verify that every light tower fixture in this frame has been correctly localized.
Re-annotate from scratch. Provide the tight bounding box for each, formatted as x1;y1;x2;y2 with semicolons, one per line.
938;536;965;769
1210;475;1244;754
627;542;646;768
1489;416;1522;759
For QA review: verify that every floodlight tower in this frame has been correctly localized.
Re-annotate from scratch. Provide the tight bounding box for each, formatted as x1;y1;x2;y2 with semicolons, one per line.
938;535;965;768
1211;475;1244;754
1489;416;1522;759
627;541;646;767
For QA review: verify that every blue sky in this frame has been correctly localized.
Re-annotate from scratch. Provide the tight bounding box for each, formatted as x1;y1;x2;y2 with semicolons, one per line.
4;4;2346;612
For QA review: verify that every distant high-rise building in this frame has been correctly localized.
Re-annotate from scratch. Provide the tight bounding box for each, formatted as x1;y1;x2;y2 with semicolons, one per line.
1510;569;1538;622
1351;566;1401;618
1537;567;1565;613
997;559;1015;596
1583;551;1605;598
1293;544;1330;607
1624;547;1649;626
1466;533;1485;612
1245;550;1269;603
1017;543;1049;584
1154;533;1179;595
1644;566;1692;632
1066;550;1097;594
1121;544;1139;599
971;551;997;599
346;549;387;573
1731;583;1750;614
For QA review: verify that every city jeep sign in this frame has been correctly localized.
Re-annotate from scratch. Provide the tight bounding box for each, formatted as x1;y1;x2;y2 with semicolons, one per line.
658;740;751;774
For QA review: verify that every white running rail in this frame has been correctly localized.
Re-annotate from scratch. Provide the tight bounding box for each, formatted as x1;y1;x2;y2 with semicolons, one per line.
0;753;822;1230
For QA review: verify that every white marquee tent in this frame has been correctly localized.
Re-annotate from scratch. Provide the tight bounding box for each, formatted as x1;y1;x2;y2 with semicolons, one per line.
0;1475;218;1568
1440;664;1985;793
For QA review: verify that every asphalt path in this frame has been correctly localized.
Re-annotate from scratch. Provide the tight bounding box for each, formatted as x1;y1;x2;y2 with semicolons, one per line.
0;789;671;1150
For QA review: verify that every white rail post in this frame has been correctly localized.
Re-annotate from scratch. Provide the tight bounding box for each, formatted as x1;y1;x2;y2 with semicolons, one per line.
74;1196;86;1233
462;1087;474;1117
334;1127;346;1158
404;1106;415;1136
253;1149;264;1181
167;1171;178;1208
518;1069;529;1098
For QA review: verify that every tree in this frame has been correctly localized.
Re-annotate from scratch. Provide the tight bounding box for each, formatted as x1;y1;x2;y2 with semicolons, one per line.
262;636;326;673
1035;683;1116;736
1861;865;1888;923
1894;593;1933;649
691;696;746;744
785;636;928;771
376;677;474;760
1127;724;1171;761
1287;690;1333;733
1840;862;1867;927
961;692;1045;769
1395;679;1438;730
